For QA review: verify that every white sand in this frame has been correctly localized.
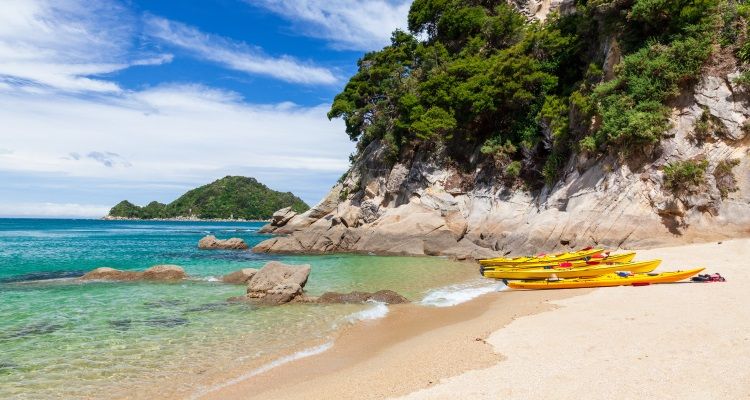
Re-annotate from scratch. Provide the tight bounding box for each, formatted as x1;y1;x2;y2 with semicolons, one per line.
399;239;750;400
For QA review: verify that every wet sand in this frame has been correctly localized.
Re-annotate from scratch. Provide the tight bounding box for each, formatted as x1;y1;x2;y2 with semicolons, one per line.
198;288;582;399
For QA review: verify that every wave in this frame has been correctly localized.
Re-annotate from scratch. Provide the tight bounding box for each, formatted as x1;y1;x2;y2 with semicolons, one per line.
190;342;333;399
420;280;505;307
345;301;389;323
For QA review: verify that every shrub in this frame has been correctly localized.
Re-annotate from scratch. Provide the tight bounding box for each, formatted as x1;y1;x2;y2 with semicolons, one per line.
663;159;709;192
714;158;741;198
505;160;522;178
579;136;597;153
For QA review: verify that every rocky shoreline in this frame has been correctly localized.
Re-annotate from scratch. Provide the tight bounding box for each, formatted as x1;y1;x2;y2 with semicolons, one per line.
252;45;750;260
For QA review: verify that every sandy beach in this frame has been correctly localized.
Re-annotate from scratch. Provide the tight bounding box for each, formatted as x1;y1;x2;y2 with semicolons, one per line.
198;238;750;400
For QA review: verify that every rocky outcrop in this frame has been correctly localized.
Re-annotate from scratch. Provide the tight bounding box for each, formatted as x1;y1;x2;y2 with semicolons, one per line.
221;268;258;284
255;64;750;259
317;290;409;304
80;265;186;281
198;235;249;250
259;207;298;233
510;0;576;21
231;262;311;305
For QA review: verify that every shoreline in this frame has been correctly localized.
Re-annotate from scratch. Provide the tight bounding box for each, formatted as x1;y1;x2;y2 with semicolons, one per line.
192;238;750;400
195;287;587;400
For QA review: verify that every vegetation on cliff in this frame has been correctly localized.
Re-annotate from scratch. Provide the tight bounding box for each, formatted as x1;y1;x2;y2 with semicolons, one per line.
108;176;309;220
329;0;739;186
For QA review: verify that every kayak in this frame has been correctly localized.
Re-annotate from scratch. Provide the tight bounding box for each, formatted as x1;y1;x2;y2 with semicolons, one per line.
481;251;636;271
482;260;661;280
479;248;605;266
482;260;661;279
506;268;705;290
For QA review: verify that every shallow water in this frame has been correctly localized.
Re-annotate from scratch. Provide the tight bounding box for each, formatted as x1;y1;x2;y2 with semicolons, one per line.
0;219;495;399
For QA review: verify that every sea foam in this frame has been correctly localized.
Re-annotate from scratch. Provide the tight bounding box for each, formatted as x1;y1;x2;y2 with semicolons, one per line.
191;342;334;399
345;301;389;323
420;280;505;307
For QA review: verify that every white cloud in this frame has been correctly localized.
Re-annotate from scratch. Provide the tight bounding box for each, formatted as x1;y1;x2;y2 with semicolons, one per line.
0;202;111;218
252;0;411;50
0;84;354;183
143;15;338;85
0;0;172;93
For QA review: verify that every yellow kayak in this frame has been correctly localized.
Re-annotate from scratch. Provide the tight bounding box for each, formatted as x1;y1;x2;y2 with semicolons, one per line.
482;259;661;280
479;247;605;266
481;251;636;271
507;268;705;290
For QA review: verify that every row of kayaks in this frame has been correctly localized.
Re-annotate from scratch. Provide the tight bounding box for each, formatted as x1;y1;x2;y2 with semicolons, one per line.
479;247;704;290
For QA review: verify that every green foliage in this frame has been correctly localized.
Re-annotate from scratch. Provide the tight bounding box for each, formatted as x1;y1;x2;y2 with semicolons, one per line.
734;70;750;88
505;160;522;178
579;136;597;153
690;108;729;141
108;201;142;218
330;0;726;187
663;160;709;192
108;176;309;220
714;158;741;197
410;106;457;140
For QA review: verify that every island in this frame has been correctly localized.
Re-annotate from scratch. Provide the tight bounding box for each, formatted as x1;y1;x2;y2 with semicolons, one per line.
105;176;308;220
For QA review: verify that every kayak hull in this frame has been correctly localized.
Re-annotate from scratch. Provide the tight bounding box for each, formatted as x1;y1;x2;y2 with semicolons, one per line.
479;248;604;267
507;268;705;290
481;252;637;271
482;259;661;280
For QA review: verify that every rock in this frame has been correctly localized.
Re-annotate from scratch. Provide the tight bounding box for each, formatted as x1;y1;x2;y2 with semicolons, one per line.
80;265;185;281
272;207;297;225
80;267;141;281
243;262;311;305
142;265;186;280
694;74;750;141
198;235;249;250
222;268;258;284
317;290;409;304
359;200;381;223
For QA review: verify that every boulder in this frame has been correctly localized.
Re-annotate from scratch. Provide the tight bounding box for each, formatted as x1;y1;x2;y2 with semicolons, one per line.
222;268;258;284
141;265;186;281
271;207;297;226
80;267;141;281
198;235;249;250
243;262;311;305
80;265;186;281
318;290;409;304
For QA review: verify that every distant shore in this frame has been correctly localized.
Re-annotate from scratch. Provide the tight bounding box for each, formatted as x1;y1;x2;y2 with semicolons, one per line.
101;216;270;223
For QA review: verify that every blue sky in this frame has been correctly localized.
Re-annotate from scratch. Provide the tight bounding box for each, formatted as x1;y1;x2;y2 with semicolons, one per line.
0;0;411;217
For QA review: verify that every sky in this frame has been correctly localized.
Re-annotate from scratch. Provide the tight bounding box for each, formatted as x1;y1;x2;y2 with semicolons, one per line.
0;0;411;217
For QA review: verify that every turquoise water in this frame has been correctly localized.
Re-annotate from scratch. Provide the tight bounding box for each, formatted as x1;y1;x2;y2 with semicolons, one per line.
0;219;487;399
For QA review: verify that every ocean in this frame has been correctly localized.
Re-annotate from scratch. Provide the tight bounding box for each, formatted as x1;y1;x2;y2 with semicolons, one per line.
0;219;501;399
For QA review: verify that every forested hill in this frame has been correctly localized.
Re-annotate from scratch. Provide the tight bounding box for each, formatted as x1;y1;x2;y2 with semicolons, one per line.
329;0;743;186
107;176;309;220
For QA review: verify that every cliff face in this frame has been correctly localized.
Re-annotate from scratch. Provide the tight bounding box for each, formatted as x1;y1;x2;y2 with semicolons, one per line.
256;67;749;259
254;2;750;259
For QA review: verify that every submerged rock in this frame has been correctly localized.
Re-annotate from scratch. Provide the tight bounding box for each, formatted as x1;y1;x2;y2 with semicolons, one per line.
79;267;142;281
198;235;249;250
80;265;186;281
222;268;258;284
141;265;186;280
3;321;63;339
317;290;409;304
233;261;311;305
